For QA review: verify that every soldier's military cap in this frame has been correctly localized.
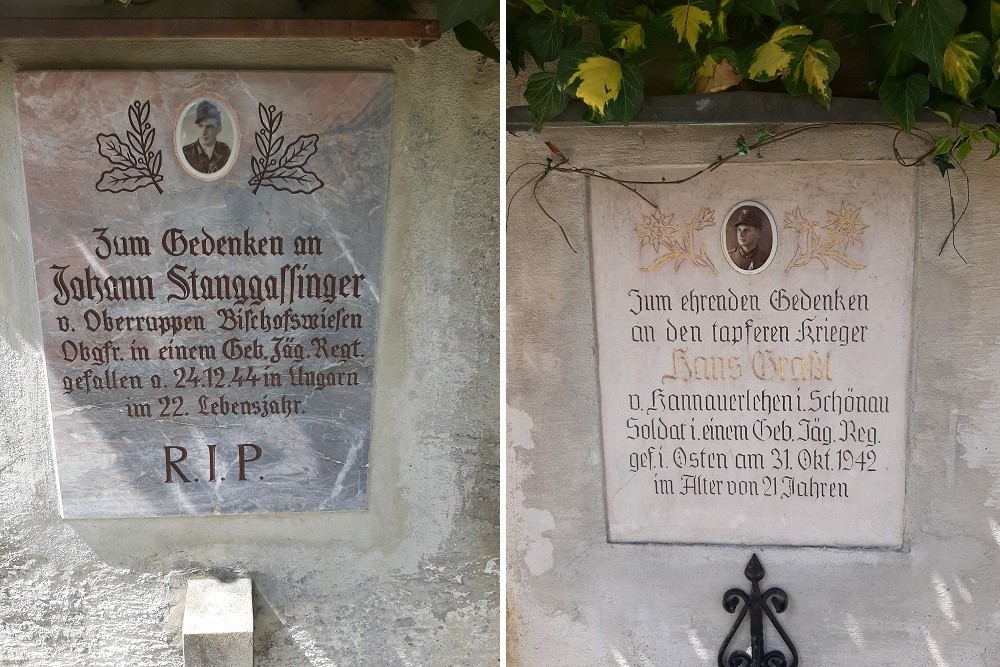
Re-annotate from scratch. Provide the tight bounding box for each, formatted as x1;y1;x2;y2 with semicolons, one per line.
732;205;765;229
195;101;222;125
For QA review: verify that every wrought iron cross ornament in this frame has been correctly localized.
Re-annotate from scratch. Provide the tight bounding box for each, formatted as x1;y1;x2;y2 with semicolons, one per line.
718;554;798;667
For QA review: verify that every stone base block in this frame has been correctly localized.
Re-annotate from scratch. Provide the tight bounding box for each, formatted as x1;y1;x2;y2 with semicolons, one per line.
182;577;253;667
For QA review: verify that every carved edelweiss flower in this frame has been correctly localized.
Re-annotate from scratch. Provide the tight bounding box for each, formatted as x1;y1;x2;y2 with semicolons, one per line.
824;202;867;246
636;211;677;253
686;206;715;231
783;207;813;233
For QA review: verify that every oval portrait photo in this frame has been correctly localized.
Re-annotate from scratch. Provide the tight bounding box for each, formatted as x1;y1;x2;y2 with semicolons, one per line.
721;201;777;274
174;95;239;181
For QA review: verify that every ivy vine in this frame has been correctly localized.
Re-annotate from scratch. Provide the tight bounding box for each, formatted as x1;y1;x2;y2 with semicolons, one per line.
509;0;1000;171
509;124;973;257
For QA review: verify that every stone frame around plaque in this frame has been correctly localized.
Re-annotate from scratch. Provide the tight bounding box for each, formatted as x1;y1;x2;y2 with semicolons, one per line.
720;199;777;274
173;93;240;181
590;163;914;548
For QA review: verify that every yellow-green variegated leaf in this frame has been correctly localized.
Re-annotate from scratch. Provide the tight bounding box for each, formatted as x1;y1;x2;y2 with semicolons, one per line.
694;53;743;93
613;21;646;53
566;55;623;116
786;39;841;109
711;0;732;41
939;32;989;102
668;4;713;52
748;25;813;81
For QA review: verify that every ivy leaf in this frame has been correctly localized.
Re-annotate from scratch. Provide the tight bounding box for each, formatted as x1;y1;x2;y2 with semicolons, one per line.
565;54;623;116
784;39;841;109
711;0;732;41
522;0;547;12
932;153;955;175
736;134;750;155
556;44;594;82
825;0;867;15
958;122;983;143
937;32;989;103
508;19;529;74
933;136;954;156
694;48;743;93
610;20;645;53
873;25;918;77
667;3;713;52
865;0;898;23
524;71;568;129
674;50;706;92
582;106;607;124
731;0;797;22
604;58;644;123
528;19;564;64
991;39;1000;77
927;93;961;126
747;24;813;82
984;126;1000;158
564;24;583;48
438;0;497;32
985;77;1000;106
454;21;501;61
894;0;965;82
578;0;612;23
878;73;930;131
954;137;973;163
969;1;1000;41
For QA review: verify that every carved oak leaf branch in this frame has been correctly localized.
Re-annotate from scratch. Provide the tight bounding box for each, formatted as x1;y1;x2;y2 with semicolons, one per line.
639;206;718;275
95;100;164;194
249;103;324;195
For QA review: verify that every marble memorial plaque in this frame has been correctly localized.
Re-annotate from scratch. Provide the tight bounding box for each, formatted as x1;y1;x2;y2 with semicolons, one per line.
17;71;391;518
590;164;914;547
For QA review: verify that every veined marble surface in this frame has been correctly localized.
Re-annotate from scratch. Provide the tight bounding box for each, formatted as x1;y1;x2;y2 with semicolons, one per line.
16;71;391;518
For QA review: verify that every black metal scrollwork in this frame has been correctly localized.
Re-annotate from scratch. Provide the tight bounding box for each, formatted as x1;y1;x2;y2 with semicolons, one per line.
718;554;798;667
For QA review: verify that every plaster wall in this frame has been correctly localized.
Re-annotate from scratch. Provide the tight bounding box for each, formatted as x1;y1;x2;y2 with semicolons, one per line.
507;121;1000;665
0;28;499;667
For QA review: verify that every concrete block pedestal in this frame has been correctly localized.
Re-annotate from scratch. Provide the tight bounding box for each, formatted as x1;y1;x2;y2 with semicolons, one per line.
182;578;254;667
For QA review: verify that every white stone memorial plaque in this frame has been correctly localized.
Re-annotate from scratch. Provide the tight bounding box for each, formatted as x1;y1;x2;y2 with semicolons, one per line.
590;163;914;547
17;71;391;518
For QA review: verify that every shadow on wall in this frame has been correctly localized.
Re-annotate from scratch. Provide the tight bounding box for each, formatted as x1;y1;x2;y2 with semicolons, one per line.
171;568;322;665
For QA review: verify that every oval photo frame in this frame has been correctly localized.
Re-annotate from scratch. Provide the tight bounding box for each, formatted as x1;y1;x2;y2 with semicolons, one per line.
173;94;239;182
720;200;777;274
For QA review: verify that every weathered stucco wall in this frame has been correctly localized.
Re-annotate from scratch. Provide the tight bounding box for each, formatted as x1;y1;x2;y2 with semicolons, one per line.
507;119;1000;665
0;29;499;667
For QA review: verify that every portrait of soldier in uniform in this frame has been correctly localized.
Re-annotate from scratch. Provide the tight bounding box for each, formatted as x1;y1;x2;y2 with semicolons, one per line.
174;97;238;180
723;202;776;273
